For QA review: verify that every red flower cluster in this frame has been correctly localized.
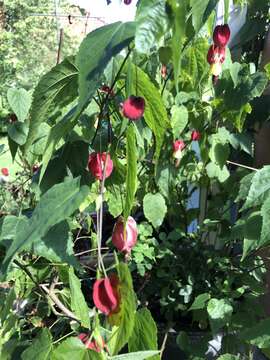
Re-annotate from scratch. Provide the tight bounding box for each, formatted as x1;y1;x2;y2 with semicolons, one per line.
207;24;230;83
122;95;145;121
112;216;138;255
88;152;113;181
93;274;120;316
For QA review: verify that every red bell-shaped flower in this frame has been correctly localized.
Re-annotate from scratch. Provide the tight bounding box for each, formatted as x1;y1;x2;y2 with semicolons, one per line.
112;216;138;255
161;64;167;79
213;24;231;47
207;45;226;65
122;95;145;121
1;168;9;177
93;274;120;316
78;333;106;352
191;130;201;141
88;152;113;181
173;140;185;159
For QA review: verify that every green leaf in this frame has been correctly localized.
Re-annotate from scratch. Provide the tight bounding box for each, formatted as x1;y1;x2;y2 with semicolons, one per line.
124;125;137;220
206;162;230;183
242;211;262;260
189;293;210;311
31;221;78;267
236;173;255;202
77;21;135;111
110;351;160;360
209;142;230;168
21;329;53;360
143;193;167;228
69;267;90;328
167;0;187;90
24;57;78;152
171;105;188;138
135;67;170;160
7;121;28;145
128;308;159;360
260;196;270;249
217;355;240;360
109;263;137;355
52;337;103;360
2;177;89;273
242;166;270;210
265;63;270;79
230;62;242;88
135;0;168;54
207;298;233;333
0;216;27;242
190;0;219;32
239;318;270;348
7;88;31;122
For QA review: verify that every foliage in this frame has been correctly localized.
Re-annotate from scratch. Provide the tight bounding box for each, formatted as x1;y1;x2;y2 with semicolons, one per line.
0;0;270;358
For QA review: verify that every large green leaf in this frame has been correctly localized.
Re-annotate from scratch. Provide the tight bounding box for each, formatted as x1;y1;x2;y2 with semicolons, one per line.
135;67;170;160
110;351;160;360
190;0;219;32
30;221;79;267
124;125;137;220
217;355;240;360
69;267;90;328
135;0;168;54
109;263;137;355
52;337;103;360
77;21;135;111
21;329;53;360
171;105;188;138
128;308;159;360
207;298;233;333
239;318;270;348
242;166;270;210
0;216;27;242
143;193;167;228
236;172;255;202
260;196;270;250
7;88;31;122
242;211;262;260
8;121;28;146
2;177;89;273
167;0;187;89
24;57;78;152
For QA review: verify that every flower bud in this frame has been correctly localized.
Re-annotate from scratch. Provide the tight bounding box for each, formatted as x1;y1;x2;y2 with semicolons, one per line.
207;45;226;65
78;333;105;353
122;95;145;121
161;64;167;79
100;84;115;97
191;130;201;141
213;24;231;47
173;140;185;159
93;274;120;316
1;168;9;177
112;216;138;254
88;152;113;181
124;0;132;4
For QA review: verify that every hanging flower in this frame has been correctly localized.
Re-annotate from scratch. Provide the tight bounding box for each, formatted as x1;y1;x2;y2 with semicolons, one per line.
100;84;115;97
191;130;201;141
124;0;132;4
207;45;226;65
173;140;185;159
78;333;105;353
93;274;120;316
88;153;113;181
112;216;138;255
210;62;223;77
161;64;167;79
1;168;9;177
0;168;9;184
213;24;231;47
122;96;145;121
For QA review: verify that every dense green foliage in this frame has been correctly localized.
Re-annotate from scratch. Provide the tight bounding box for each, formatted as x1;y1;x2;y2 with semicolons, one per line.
0;0;270;359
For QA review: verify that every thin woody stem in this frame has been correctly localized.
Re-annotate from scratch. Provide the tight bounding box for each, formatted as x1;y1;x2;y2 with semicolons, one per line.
226;160;258;172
